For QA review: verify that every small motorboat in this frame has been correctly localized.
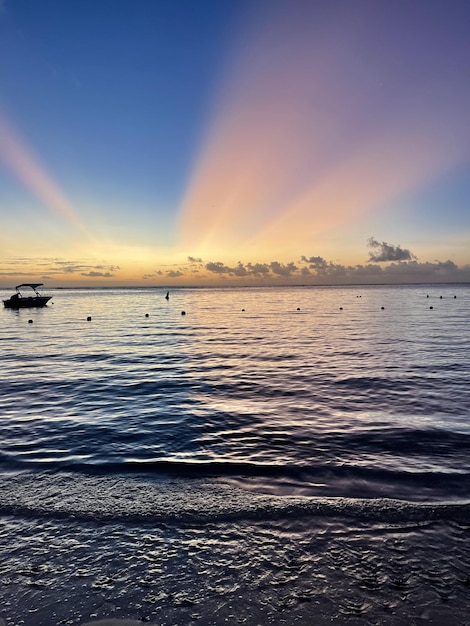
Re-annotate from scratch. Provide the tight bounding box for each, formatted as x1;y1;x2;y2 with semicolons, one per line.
3;283;52;308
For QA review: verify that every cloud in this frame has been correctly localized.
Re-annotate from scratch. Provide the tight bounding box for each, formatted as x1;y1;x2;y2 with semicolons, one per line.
0;258;121;281
143;271;164;279
2;239;469;288
81;271;114;278
205;261;232;274
205;260;275;278
199;242;470;285
367;237;417;262
233;263;249;277
270;261;298;277
300;256;329;270
246;262;270;276
378;259;462;281
53;261;119;277
188;256;203;264
63;265;83;273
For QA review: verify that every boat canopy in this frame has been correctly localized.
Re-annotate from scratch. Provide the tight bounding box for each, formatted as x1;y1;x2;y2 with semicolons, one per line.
15;283;44;290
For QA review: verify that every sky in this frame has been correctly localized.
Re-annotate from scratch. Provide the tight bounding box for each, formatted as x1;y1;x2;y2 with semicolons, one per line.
0;0;469;287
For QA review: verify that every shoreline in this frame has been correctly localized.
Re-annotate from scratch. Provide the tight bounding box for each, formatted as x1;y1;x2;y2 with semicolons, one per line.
1;498;470;626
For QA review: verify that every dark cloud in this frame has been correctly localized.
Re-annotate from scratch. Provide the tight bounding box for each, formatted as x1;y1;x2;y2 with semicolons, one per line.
63;265;83;273
92;255;470;285
367;237;417;262
206;261;232;274
52;261;120;275
81;271;114;278
270;261;298;276
315;262;347;278
246;262;270;276
0;270;34;277
142;270;163;279
92;264;120;271
301;255;328;270
0;259;119;279
233;262;248;276
195;250;470;285
205;260;298;278
379;259;459;281
188;256;203;264
204;261;250;276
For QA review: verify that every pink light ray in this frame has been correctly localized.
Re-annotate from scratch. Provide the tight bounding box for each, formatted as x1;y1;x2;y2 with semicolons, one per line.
177;1;469;258
0;111;86;233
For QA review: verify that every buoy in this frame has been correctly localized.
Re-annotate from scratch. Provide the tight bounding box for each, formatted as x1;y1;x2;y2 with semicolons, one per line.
430;306;433;309
381;307;385;310
339;307;343;310
28;319;33;324
242;308;245;312
440;296;443;299
145;313;149;318
454;295;457;299
87;316;92;321
181;311;186;316
297;307;300;311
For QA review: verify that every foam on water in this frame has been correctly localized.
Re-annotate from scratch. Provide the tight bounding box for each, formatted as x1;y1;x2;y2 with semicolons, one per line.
1;471;470;525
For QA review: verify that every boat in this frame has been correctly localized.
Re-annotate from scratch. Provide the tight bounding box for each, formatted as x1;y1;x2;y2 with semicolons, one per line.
3;283;52;308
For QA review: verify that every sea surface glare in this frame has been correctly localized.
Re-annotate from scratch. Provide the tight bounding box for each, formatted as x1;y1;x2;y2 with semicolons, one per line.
0;284;469;625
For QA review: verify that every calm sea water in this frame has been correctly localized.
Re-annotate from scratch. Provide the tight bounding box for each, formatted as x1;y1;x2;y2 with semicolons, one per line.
1;284;469;625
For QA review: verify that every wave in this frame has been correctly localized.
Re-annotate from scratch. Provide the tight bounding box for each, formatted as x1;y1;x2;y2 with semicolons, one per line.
1;470;469;527
1;455;470;501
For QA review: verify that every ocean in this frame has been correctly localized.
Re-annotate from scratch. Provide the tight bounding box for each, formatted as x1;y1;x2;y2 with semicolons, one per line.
0;284;469;625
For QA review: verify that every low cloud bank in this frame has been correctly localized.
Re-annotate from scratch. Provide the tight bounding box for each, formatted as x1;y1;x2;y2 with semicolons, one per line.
191;238;470;284
1;239;468;286
199;257;468;284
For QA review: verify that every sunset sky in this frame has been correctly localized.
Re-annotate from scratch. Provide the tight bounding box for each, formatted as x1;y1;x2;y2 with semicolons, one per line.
1;0;469;287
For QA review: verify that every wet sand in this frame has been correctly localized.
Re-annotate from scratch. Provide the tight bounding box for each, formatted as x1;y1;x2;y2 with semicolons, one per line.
1;512;470;626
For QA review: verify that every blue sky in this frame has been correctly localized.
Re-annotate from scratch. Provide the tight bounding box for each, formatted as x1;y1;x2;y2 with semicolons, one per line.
0;0;469;286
